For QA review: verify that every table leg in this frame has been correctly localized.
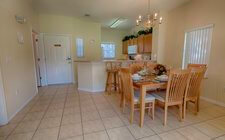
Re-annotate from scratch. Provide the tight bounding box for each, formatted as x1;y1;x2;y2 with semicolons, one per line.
140;86;146;127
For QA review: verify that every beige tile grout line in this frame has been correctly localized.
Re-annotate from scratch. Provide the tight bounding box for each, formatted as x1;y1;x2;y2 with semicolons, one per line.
76;89;85;140
90;92;112;140
5;87;48;139
103;93;139;139
31;86;60;139
56;85;69;140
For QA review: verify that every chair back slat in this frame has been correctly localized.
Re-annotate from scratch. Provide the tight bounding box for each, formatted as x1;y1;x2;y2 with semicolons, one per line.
166;69;191;103
120;68;134;103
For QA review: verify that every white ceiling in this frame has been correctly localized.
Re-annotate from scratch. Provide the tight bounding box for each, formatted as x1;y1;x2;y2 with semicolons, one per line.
33;0;190;30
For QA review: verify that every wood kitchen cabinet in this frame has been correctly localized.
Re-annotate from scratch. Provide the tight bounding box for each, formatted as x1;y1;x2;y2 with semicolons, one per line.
122;40;128;54
133;38;138;45
144;34;152;53
122;34;152;54
137;35;144;53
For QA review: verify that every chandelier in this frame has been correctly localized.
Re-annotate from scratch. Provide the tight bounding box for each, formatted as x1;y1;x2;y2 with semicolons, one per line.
136;0;163;29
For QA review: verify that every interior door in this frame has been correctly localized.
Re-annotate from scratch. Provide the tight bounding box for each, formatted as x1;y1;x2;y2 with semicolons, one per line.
44;35;72;85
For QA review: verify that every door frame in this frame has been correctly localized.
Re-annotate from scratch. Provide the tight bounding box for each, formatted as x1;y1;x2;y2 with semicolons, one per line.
31;30;41;87
0;65;8;125
43;33;74;85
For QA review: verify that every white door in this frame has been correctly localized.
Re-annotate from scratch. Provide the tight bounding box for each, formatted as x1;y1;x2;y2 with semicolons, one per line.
44;35;72;85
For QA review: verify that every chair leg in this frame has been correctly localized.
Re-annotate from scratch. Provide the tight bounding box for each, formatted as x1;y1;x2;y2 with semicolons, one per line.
152;101;155;120
194;100;198;115
130;104;134;124
122;100;126;113
197;97;200;112
179;104;183;121
105;73;109;92
164;106;168;126
183;101;186;120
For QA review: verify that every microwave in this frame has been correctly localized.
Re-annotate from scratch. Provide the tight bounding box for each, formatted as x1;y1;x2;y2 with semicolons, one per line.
128;45;137;55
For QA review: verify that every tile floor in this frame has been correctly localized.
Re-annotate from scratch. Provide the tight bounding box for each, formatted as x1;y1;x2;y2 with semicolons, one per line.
0;84;225;140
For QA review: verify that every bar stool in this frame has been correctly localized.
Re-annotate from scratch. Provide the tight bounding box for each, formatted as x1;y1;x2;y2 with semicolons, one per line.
105;61;122;94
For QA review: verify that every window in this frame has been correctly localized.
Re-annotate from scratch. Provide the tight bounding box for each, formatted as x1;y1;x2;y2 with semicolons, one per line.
101;43;116;59
182;24;214;68
76;38;84;57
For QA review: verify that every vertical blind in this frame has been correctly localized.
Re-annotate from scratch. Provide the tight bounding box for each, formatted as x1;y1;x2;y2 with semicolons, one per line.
101;43;116;59
76;38;84;57
182;25;214;68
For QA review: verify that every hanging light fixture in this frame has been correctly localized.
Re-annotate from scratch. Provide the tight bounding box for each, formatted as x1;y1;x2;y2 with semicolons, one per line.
136;0;163;29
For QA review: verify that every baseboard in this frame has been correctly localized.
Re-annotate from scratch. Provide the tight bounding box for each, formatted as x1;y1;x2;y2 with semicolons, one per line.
200;96;225;107
78;88;104;93
8;91;37;122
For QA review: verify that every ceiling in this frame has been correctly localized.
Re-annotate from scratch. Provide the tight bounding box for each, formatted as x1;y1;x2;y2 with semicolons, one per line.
32;0;190;30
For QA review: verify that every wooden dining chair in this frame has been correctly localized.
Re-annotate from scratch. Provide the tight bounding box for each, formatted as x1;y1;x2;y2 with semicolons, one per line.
120;68;155;123
152;69;191;126
183;68;205;119
129;63;144;74
187;63;207;112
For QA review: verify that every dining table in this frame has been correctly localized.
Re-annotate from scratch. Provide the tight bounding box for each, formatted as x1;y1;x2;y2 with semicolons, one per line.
133;75;167;127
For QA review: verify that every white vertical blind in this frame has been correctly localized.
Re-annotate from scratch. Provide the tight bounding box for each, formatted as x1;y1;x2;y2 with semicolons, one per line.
182;25;214;68
76;38;84;57
101;43;116;59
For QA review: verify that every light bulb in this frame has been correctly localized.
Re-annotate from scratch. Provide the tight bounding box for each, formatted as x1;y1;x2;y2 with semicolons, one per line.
154;13;158;20
138;15;142;21
159;17;163;24
136;20;139;26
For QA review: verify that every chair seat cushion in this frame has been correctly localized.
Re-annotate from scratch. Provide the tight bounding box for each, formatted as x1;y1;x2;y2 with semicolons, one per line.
134;90;155;103
152;91;166;102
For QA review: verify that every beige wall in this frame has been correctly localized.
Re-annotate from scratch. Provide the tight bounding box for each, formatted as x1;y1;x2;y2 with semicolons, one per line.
39;15;128;82
0;0;39;119
39;14;102;61
158;0;225;104
101;28;128;59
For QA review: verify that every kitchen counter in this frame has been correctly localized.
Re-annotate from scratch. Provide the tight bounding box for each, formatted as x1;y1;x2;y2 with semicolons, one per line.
76;61;106;92
75;60;156;93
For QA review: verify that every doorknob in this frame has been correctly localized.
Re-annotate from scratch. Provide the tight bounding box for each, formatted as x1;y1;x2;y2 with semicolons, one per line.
66;57;72;60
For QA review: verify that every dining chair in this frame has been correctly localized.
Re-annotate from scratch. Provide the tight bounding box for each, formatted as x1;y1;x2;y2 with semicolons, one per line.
120;68;155;123
129;63;144;74
183;68;205;119
187;63;207;112
152;69;191;126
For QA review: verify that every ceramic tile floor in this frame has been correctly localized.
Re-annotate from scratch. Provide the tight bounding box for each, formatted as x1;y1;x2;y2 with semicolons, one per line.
1;84;225;140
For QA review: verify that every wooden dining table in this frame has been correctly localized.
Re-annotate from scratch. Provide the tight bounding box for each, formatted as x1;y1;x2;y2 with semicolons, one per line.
133;76;167;127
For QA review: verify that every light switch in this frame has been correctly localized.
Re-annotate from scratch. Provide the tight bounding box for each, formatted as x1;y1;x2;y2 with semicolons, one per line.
17;32;24;44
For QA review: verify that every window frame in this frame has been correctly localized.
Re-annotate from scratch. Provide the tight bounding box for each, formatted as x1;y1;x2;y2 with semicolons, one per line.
182;24;214;69
101;42;116;59
76;38;84;58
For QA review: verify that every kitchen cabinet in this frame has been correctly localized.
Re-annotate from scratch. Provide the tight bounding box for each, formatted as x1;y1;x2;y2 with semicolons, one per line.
137;35;144;53
144;34;152;53
122;34;152;54
122;40;128;54
133;38;138;45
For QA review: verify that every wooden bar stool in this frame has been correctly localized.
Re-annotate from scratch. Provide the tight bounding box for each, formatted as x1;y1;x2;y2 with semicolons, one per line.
105;61;122;94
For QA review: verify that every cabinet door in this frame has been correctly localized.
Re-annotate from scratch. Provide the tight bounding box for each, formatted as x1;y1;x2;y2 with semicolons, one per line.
122;41;128;54
137;35;144;53
144;34;152;53
133;38;138;45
